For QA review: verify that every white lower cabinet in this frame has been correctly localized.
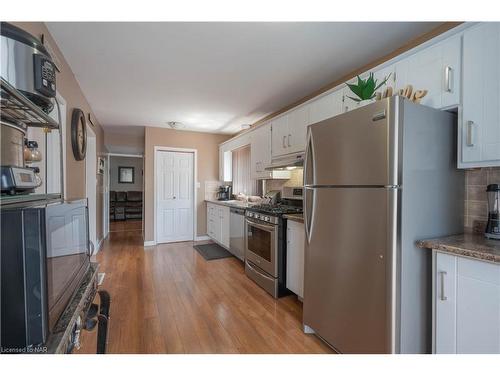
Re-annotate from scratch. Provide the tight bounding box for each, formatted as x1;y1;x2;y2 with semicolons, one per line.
434;251;500;353
206;203;230;249
286;220;305;298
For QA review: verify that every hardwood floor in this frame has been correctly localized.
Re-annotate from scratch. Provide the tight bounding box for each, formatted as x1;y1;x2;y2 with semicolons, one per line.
109;219;142;232
78;227;333;354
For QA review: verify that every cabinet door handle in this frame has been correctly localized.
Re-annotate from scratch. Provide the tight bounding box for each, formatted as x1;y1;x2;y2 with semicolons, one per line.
282;135;287;148
439;270;448;301
445;66;453;93
466;120;476;147
288;134;291;147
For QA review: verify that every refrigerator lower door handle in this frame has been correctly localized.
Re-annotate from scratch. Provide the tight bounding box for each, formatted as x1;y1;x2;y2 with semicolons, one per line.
304;187;315;244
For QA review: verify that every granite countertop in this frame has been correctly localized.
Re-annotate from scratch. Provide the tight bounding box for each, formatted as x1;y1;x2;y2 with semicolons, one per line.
416;233;500;264
283;213;304;224
205;199;253;208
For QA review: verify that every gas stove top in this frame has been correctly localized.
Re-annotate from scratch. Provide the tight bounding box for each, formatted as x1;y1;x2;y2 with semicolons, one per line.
247;204;303;216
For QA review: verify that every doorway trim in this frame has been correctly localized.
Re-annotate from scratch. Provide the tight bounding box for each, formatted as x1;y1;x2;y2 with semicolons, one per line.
47;92;67;196
106;153;145;239
153;146;197;246
86;125;98;252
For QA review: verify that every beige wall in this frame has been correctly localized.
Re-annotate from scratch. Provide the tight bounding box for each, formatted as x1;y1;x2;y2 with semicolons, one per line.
144;127;230;241
110;156;143;192
105;127;145;154
13;22;107;244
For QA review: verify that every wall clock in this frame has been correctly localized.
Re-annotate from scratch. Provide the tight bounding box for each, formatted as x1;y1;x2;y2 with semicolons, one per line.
71;108;87;161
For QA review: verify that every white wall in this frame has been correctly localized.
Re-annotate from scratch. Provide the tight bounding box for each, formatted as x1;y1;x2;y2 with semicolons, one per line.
109;156;143;192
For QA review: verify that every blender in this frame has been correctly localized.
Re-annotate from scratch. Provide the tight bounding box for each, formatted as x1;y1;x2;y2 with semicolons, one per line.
485;184;500;240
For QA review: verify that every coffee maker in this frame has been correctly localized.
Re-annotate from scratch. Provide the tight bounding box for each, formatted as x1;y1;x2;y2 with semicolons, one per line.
217;185;232;201
485;184;500;240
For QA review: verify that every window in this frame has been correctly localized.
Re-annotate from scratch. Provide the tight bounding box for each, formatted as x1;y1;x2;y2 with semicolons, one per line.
231;145;257;196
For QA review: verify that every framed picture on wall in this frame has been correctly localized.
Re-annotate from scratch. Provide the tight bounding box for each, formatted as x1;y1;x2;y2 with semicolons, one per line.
97;157;105;175
118;166;135;183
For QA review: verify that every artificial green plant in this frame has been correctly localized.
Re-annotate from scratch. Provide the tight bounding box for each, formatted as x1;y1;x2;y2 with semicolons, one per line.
346;72;391;102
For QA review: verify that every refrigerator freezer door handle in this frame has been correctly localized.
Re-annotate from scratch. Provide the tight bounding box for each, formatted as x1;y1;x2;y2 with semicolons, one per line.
304;129;314;187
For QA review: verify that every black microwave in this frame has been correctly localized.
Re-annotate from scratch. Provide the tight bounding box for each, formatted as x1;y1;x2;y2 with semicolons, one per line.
0;199;90;351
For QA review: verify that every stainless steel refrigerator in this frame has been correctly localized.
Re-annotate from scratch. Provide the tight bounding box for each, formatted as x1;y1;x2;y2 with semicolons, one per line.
303;96;464;354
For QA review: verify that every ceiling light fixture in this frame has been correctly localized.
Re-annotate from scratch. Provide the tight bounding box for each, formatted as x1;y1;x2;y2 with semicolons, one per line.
167;121;185;129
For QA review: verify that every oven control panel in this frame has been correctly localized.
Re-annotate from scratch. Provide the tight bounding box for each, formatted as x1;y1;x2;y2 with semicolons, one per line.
246;210;278;224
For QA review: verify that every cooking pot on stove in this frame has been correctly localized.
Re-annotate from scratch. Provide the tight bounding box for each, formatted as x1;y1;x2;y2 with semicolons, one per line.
1;117;27;168
1;22;57;113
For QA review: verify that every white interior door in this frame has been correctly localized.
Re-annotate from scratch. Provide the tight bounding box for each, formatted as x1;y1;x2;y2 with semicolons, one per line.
156;150;194;243
86;129;97;250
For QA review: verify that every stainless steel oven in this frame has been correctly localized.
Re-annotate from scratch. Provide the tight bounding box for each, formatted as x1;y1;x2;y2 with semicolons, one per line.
245;217;278;277
244;210;282;297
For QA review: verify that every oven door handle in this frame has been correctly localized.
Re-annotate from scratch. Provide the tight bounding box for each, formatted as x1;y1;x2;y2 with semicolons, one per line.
246;218;275;232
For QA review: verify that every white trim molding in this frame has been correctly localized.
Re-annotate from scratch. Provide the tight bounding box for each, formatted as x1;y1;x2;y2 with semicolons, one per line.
153;146;198;245
107;152;144;158
96;237;104;252
144;240;156;247
195;235;210;241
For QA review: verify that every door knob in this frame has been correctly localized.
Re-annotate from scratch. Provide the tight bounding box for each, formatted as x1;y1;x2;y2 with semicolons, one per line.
173;196;176;199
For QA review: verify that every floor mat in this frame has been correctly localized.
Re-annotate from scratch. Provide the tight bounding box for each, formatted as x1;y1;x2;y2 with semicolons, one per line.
193;243;234;260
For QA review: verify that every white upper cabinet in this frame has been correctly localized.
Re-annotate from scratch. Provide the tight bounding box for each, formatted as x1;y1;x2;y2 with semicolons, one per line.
394;35;461;109
271;105;310;158
461;23;500;168
287;105;309;154
271;114;289;157
223;24;500;172
309;88;344;125
251;123;272;179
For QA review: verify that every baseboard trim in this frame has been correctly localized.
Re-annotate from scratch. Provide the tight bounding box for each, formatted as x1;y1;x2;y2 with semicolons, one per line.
303;324;315;334
195;235;210;241
144;240;156;247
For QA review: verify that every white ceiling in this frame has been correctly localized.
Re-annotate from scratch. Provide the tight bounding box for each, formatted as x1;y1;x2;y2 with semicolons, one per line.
46;22;440;134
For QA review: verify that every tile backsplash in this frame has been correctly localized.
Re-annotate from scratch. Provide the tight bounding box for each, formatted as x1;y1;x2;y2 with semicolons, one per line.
465;167;500;230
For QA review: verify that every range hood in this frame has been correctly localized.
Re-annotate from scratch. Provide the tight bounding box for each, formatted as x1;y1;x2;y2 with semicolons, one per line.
265;152;304;171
